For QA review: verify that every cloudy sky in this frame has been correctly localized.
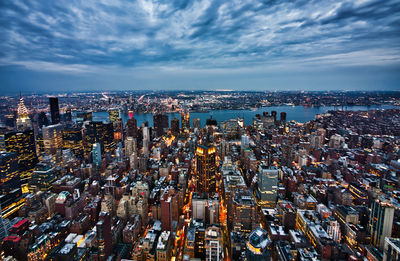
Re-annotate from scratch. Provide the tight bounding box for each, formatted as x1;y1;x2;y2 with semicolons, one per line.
1;0;400;93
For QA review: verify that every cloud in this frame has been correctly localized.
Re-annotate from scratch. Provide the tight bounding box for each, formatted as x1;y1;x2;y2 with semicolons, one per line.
0;0;399;91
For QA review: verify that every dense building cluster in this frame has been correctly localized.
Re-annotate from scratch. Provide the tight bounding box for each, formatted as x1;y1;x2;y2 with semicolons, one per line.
0;92;399;261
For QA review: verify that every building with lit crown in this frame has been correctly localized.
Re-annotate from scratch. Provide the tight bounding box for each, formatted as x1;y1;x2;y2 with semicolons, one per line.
196;144;217;194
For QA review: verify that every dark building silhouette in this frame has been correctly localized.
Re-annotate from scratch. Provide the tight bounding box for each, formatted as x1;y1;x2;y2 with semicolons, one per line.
97;211;112;260
49;97;60;125
126;117;137;138
153;114;169;137
37;112;49;128
171;118;180;135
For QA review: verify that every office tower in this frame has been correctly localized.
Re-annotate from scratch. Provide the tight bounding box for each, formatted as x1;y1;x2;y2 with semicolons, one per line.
37;112;49;128
205;226;222;261
29;163;57;192
108;108;120;123
232;190;259;234
193;118;201;130
181;109;190;130
245;227;271;260
369;196;395;249
271;111;277;123
62;127;84;158
92;143;102;168
280;112;287;124
113;118;123;141
4;130;37;186
125;136;137;158
64;107;72;122
160;190;172;231
16;94;32;130
126;113;137;138
257;165;279;207
241;134;250;150
0;152;24;219
97;211;112;260
196;144;217;194
153;113;169;137
142;126;150;157
84;121;114;154
42;124;63;155
171;118;180;135
49;97;60;125
383;238;400;261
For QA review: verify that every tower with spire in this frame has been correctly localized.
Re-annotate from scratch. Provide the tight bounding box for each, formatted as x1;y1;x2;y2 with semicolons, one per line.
16;93;32;130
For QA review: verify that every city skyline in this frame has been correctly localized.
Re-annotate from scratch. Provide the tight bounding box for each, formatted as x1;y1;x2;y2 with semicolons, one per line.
1;0;400;93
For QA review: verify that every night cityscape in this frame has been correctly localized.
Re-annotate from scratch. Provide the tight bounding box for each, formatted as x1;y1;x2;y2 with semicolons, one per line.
1;1;400;261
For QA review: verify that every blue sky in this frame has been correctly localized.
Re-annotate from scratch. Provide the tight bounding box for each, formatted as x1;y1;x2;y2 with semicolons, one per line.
0;0;400;93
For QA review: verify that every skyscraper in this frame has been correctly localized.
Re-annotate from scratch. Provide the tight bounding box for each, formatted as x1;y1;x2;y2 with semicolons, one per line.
181;109;190;130
193;118;201;130
0;151;24;218
42;124;63;155
92;143;102;168
84;121;114;154
369;196;395;249
126;112;137;138
153;113;169;137
257;165;279;207
196;144;217;194
16;94;32;130
97;211;112;260
62;127;84;158
108;108;120;123
29;163;57;192
4;130;38;188
171;118;180;135
49;97;60;125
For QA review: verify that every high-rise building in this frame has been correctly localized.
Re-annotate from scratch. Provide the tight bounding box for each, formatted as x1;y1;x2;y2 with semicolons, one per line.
369;196;395;249
84;121;114;154
4;130;38;186
196;144;217;194
125;136;137;158
108;108;120;123
0;152;24;219
92;143;102;168
205;226;222;261
37;112;49;128
257;165;279;207
49;97;60;125
62;127;84;158
241;134;250;150
280;112;287;124
171;118;180;135
97;211;112;260
181;110;190;130
29;163;57;192
16;94;32;130
64;107;72;122
42;124;63;155
153;114;169;137
126;113;137;138
193;118;201;130
245;227;271;260
383;238;400;261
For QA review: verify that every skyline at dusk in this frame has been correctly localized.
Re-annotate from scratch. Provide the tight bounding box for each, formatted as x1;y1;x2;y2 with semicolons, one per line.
1;0;400;93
